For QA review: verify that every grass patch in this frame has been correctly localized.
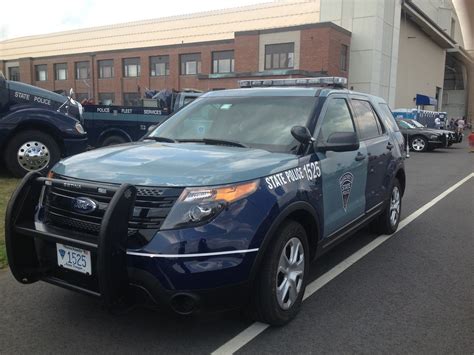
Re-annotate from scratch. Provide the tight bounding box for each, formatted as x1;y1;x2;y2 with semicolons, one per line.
0;174;20;269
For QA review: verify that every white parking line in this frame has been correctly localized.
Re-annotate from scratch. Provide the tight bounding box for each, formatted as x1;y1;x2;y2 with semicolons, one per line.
211;172;474;355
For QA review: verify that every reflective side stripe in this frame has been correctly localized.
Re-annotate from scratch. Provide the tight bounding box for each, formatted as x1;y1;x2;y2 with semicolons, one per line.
126;248;259;258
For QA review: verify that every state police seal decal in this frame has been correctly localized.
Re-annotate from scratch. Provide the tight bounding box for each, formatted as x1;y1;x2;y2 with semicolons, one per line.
339;172;354;212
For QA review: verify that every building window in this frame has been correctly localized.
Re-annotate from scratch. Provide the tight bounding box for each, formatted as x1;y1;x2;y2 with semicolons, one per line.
212;51;235;74
150;56;169;76
450;18;456;39
98;60;114;79
75;61;90;79
340;44;348;71
98;93;115;106
264;43;294;70
180;53;201;75
55;63;68;80
8;67;20;81
123;93;141;106
35;65;48;81
75;93;89;102
123;58;141;77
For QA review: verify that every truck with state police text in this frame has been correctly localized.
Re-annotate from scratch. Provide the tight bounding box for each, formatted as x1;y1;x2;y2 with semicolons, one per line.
0;74;87;177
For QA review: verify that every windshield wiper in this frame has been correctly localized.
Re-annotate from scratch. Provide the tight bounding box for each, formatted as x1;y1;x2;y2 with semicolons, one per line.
143;136;177;143
177;138;249;148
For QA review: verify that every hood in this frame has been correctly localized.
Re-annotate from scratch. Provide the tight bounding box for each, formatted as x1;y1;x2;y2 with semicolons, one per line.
53;141;298;187
408;127;444;135
428;128;453;135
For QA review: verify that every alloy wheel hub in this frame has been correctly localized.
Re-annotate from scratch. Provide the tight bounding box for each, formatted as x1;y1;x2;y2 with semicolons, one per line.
412;138;425;151
390;186;400;227
276;237;305;310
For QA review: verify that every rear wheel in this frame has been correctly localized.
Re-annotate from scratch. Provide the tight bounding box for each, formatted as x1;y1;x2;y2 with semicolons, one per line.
374;179;402;235
410;136;428;152
250;220;309;326
4;130;60;177
101;135;128;147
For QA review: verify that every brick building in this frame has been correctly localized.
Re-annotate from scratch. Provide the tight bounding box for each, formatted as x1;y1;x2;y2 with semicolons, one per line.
1;22;350;106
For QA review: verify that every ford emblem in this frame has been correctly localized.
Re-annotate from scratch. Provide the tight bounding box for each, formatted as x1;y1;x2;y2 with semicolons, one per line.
72;197;97;214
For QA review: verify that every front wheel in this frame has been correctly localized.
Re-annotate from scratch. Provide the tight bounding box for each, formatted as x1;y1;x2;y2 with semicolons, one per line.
251;220;309;326
101;135;128;147
4;130;61;177
410;136;428;152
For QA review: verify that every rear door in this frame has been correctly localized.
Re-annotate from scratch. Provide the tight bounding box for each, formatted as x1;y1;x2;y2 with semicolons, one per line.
313;94;368;238
350;97;392;211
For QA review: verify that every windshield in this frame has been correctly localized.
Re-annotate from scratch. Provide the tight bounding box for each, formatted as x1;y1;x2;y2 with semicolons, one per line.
407;119;424;128
150;96;317;152
397;120;415;129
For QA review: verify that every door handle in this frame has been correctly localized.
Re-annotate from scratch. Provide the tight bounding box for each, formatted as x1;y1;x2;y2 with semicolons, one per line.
386;142;394;150
355;152;366;161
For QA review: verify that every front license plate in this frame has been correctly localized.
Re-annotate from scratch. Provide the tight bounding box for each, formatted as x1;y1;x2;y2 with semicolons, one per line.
56;243;92;275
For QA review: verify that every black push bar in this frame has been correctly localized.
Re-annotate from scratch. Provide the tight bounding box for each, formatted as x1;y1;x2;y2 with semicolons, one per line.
5;172;137;308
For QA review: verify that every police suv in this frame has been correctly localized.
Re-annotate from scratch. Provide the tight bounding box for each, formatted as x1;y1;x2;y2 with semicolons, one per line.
6;77;406;325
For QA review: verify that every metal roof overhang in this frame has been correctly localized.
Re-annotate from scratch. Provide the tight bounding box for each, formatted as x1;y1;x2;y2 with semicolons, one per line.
447;46;474;68
402;0;456;49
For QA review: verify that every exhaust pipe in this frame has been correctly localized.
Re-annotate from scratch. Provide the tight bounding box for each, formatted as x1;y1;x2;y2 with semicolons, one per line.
170;293;199;315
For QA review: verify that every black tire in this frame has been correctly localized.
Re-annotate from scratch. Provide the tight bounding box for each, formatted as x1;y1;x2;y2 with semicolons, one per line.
374;179;402;235
410;136;428;152
250;220;309;326
101;135;128;147
4;130;60;177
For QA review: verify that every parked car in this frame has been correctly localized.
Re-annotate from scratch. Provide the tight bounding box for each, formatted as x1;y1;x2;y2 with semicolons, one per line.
400;118;458;146
6;77;406;326
396;119;447;152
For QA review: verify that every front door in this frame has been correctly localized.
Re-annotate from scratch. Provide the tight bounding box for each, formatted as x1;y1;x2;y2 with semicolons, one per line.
313;95;367;238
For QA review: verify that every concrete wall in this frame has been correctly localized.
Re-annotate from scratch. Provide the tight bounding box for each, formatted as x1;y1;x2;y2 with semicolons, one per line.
395;19;446;109
319;0;401;107
412;0;464;46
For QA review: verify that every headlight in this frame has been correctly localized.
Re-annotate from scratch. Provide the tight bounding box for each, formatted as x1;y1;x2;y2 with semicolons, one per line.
161;180;259;229
75;122;86;134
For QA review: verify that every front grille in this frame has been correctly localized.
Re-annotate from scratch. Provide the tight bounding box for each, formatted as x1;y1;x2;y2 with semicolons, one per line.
42;180;183;237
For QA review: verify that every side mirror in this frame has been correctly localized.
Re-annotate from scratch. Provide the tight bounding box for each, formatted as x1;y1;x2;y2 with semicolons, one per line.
69;88;74;98
291;126;315;145
318;132;359;152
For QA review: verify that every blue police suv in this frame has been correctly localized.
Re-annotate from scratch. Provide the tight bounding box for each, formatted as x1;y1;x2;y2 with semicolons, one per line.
6;77;406;325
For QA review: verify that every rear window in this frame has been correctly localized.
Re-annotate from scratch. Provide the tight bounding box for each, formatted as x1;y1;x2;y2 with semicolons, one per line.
378;103;400;132
351;100;383;140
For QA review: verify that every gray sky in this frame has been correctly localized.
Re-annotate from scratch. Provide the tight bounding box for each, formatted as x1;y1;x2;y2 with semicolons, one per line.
0;0;272;41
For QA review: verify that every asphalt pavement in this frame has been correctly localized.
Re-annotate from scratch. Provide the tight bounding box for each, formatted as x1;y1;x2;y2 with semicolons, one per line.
0;140;472;354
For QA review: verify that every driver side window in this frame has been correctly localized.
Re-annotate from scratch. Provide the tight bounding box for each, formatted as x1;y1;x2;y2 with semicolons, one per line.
317;98;355;144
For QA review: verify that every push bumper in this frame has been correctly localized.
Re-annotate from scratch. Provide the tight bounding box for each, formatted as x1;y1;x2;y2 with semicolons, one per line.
5;173;256;313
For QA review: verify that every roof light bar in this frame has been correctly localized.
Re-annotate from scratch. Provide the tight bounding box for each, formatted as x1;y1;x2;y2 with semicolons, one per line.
238;77;348;88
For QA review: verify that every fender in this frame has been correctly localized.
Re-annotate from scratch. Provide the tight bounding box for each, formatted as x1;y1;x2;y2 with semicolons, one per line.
1;108;80;139
248;200;321;283
98;128;133;145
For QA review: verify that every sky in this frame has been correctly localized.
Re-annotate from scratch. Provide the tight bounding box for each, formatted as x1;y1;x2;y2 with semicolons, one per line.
0;0;272;41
